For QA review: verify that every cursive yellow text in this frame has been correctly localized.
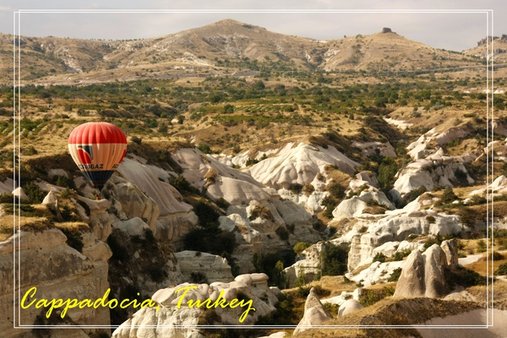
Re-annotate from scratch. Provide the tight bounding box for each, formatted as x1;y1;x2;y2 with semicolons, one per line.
175;285;256;323
21;286;160;319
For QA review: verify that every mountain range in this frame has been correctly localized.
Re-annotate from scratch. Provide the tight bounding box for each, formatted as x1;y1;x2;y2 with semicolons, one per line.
0;19;493;85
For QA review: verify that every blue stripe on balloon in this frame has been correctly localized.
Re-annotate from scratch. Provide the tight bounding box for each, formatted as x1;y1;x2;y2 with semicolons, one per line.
81;170;114;190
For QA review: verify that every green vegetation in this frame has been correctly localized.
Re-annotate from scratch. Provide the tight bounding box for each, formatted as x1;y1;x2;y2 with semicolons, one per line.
253;249;295;288
495;263;507;276
359;286;395;307
321;243;349;276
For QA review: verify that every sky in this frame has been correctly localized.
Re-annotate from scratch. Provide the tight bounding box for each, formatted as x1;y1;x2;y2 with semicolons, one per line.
0;0;505;51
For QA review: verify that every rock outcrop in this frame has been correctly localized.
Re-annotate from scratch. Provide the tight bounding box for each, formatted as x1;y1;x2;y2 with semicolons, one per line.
249;142;358;189
293;287;332;335
338;299;363;316
0;178;13;194
283;242;324;288
392;153;474;197
0;229;111;337
346;196;463;271
114;158;198;246
112;273;280;338
394;241;458;298
175;250;234;283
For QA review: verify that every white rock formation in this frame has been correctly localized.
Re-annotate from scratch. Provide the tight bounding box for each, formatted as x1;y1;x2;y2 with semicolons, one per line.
12;187;28;201
283;242;324;287
321;288;362;307
175;250;234;283
207;175;270;205
394;241;457;298
384;117;412;131
249;142;358;189
346;196;464;271
174;148;261;191
469;175;507;198
392;153;474;197
338;299;363;317
406;128;438;160
332;196;369;220
112;273;280;338
0;229;111;337
113;217;151;237
42;190;58;207
352;141;396;158
293;287;332;335
0;178;13;194
347;260;404;286
48;168;69;179
115;158;198;244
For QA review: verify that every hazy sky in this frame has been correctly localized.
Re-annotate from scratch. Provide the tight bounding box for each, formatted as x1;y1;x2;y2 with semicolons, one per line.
0;0;505;51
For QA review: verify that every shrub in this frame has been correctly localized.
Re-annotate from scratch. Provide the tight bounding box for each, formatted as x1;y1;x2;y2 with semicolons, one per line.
60;228;84;253
288;183;303;194
197;143;212;154
446;265;485;287
373;252;387;263
495;263;507;276
377;157;399;191
392;250;411;261
469;194;486;205
193;201;220;228
131;136;142;144
24;146;38;155
303;183;315;195
223;104;235;113
322;303;339;317
107;232;130;262
403;186;426;204
183;228;236;256
476;239;487;253
253;250;295;288
492;251;504;260
0;193;12;203
147;266;167;283
293;242;310;254
388;268;402;282
327;181;345;199
321;243;348;276
168;175;199;194
424;235;443;249
441;187;458;204
190;272;209;283
54;175;74;188
359;286;395;307
456;206;480;227
275;226;289;241
312;285;331;297
321;195;338;219
23;182;45;204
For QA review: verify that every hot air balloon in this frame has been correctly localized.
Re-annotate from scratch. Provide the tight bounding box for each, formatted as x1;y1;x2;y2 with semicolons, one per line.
68;122;127;190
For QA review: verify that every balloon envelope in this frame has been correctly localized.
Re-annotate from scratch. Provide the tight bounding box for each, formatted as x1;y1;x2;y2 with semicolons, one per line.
68;122;127;190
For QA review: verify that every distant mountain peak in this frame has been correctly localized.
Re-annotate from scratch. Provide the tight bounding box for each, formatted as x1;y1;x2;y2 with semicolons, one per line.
213;19;245;26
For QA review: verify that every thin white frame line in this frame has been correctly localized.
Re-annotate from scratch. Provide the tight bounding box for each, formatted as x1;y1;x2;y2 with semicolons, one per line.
16;324;493;328
12;8;495;330
17;9;21;330
17;9;493;14
485;10;489;327
491;9;495;326
11;9;16;329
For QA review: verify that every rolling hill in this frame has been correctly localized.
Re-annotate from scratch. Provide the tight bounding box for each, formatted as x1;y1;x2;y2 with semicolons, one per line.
0;19;486;85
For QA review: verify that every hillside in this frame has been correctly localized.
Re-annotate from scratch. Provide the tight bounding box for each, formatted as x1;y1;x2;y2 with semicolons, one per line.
0;19;486;85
